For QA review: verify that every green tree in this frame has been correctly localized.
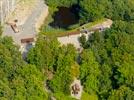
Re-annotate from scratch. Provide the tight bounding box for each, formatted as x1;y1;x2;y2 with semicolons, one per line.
79;34;87;47
79;0;104;23
48;44;77;94
108;86;134;100
0;36;48;100
80;21;134;99
27;36;59;71
80;49;101;94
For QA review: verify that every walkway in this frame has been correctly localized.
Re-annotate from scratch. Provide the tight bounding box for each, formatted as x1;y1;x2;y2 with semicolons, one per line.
58;19;113;49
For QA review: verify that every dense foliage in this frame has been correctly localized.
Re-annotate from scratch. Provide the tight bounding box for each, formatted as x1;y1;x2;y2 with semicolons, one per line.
46;0;134;24
27;36;78;96
0;0;134;99
43;2;134;98
0;27;48;99
79;21;134;99
27;21;134;99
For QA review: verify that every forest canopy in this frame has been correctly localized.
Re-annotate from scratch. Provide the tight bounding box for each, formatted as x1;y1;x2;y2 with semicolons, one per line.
46;0;134;23
0;0;134;99
0;27;48;100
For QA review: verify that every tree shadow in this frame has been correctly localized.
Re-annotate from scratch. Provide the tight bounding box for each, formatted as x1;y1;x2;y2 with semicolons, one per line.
49;5;80;29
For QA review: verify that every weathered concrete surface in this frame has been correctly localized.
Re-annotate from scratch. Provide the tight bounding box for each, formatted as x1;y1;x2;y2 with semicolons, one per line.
0;0;17;24
7;0;38;25
3;0;48;45
58;32;93;49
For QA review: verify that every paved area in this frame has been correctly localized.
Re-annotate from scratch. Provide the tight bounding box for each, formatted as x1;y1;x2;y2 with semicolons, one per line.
58;19;113;49
58;32;93;49
3;0;48;45
0;0;17;24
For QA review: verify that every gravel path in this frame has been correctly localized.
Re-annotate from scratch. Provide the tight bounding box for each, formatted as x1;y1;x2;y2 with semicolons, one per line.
3;0;48;45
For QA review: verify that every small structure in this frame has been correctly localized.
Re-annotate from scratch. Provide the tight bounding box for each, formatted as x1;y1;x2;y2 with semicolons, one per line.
70;79;83;100
21;38;34;44
6;19;19;33
10;23;19;33
20;38;35;59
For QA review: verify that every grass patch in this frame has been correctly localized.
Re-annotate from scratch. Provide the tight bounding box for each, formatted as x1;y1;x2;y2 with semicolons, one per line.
40;25;67;36
55;18;106;37
41;18;105;37
40;7;106;37
79;19;106;29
